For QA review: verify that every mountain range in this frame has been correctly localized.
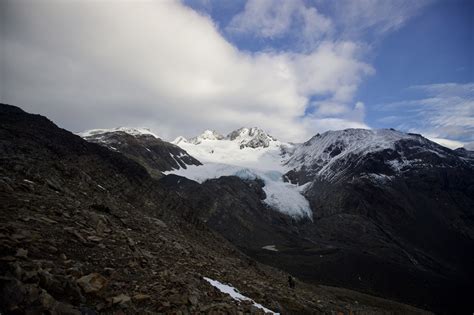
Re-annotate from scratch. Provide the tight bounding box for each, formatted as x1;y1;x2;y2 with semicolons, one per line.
1;103;473;314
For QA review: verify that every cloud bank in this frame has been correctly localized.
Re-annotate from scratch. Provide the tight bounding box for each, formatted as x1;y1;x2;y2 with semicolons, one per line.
3;0;459;148
1;0;373;141
226;0;332;50
377;83;474;149
329;0;432;38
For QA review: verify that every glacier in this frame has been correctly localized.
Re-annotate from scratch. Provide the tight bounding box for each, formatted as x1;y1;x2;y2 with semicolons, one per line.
167;128;312;219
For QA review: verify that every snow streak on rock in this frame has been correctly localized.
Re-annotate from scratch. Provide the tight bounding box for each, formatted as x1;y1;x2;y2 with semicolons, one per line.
203;277;278;314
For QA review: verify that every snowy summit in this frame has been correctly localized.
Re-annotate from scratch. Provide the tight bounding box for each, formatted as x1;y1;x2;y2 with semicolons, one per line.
168;127;312;219
78;127;159;139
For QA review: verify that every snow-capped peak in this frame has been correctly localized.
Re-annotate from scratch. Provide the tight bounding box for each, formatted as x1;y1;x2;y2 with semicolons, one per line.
285;128;452;182
168;126;310;218
226;127;276;149
78;127;158;139
189;130;224;144
172;136;188;145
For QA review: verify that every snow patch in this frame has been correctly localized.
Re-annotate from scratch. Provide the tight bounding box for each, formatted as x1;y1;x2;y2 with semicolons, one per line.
203;277;278;314
175;136;291;172
262;245;278;252
189;130;224;144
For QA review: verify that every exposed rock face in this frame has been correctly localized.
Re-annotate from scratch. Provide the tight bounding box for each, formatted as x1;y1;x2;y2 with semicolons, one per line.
227;127;277;149
80;128;201;178
0;103;428;314
175;127;278;150
454;147;474;159
158;175;308;250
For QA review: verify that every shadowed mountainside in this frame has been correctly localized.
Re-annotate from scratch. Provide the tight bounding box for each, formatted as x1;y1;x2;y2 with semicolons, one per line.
0;103;430;314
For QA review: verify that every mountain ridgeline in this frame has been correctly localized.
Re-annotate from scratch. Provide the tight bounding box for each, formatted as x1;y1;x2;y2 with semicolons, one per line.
2;103;473;314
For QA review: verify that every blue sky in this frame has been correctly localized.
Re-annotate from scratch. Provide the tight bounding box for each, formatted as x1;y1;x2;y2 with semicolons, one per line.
2;0;473;148
183;0;473;148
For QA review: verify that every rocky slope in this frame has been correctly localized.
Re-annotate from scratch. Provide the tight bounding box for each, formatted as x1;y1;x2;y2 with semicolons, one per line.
0;103;430;314
79;127;201;179
227;127;277;149
167;127;474;314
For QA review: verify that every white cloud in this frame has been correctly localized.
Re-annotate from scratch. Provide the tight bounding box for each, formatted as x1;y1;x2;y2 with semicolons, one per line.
226;0;332;49
301;117;369;135
464;142;474;150
426;137;465;150
2;0;372;142
328;0;432;38
225;0;432;45
377;82;474;149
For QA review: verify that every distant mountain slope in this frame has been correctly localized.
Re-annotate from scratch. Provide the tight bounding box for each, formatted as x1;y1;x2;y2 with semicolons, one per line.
168;127;311;218
280;128;474;314
177;127;279;149
79;127;201;178
285;128;471;183
173;127;291;170
168;127;474;313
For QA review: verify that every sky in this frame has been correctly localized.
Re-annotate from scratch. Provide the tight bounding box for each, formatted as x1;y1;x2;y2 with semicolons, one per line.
1;0;473;148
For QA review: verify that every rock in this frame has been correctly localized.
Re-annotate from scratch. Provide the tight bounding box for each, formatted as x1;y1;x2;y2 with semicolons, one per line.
54;302;82;315
38;290;56;309
111;293;131;305
47;245;58;253
169;293;188;305
38;216;58;224
79;306;98;315
132;293;151;302
0;256;16;262
86;235;103;242
67;229;87;243
188;294;199;305
0;179;14;192
15;248;28;258
153;218;167;228
77;273;107;293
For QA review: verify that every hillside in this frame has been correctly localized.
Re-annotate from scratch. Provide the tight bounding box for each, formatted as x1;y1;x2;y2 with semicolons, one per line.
0;103;430;314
